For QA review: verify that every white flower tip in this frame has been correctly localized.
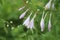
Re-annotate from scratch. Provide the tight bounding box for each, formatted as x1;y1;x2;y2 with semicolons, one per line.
19;9;29;19
19;16;23;19
19;15;24;19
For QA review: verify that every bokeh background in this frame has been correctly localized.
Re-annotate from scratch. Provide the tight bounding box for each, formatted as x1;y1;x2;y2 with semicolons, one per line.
0;0;60;40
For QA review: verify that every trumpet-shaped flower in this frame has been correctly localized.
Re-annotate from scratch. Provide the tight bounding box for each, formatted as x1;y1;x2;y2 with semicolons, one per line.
23;12;32;28
29;14;36;29
19;9;29;19
40;11;48;32
19;6;25;11
48;13;52;32
44;0;54;10
40;12;45;32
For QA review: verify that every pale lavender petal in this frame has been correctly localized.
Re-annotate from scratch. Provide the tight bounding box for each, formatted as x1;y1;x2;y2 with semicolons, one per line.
44;0;52;10
40;18;44;32
19;9;29;19
23;12;32;28
29;14;36;29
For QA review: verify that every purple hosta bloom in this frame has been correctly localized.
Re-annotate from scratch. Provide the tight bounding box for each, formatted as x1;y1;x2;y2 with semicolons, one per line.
19;6;25;11
29;14;36;29
44;0;54;10
44;0;52;10
19;9;29;19
23;12;32;28
40;11;45;32
40;17;44;32
48;13;52;32
40;11;48;32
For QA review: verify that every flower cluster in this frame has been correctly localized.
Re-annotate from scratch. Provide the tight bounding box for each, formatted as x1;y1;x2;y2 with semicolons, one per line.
19;0;54;32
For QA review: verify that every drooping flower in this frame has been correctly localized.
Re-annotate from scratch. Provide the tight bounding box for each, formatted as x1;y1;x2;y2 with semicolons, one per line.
19;6;25;11
29;14;36;29
23;12;32;28
40;11;45;32
40;11;48;32
19;9;29;19
44;0;54;10
48;13;52;32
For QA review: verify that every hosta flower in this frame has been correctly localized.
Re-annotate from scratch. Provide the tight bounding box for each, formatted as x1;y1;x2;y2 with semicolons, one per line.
44;0;54;10
40;12;45;32
23;12;32;28
19;6;25;11
40;11;48;32
19;9;29;19
29;14;36;29
48;13;52;32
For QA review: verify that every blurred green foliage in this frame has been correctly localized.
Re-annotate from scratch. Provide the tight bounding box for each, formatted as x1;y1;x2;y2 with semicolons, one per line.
0;0;60;40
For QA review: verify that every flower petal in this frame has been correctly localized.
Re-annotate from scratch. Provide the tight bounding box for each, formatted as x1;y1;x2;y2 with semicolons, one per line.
19;9;29;19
